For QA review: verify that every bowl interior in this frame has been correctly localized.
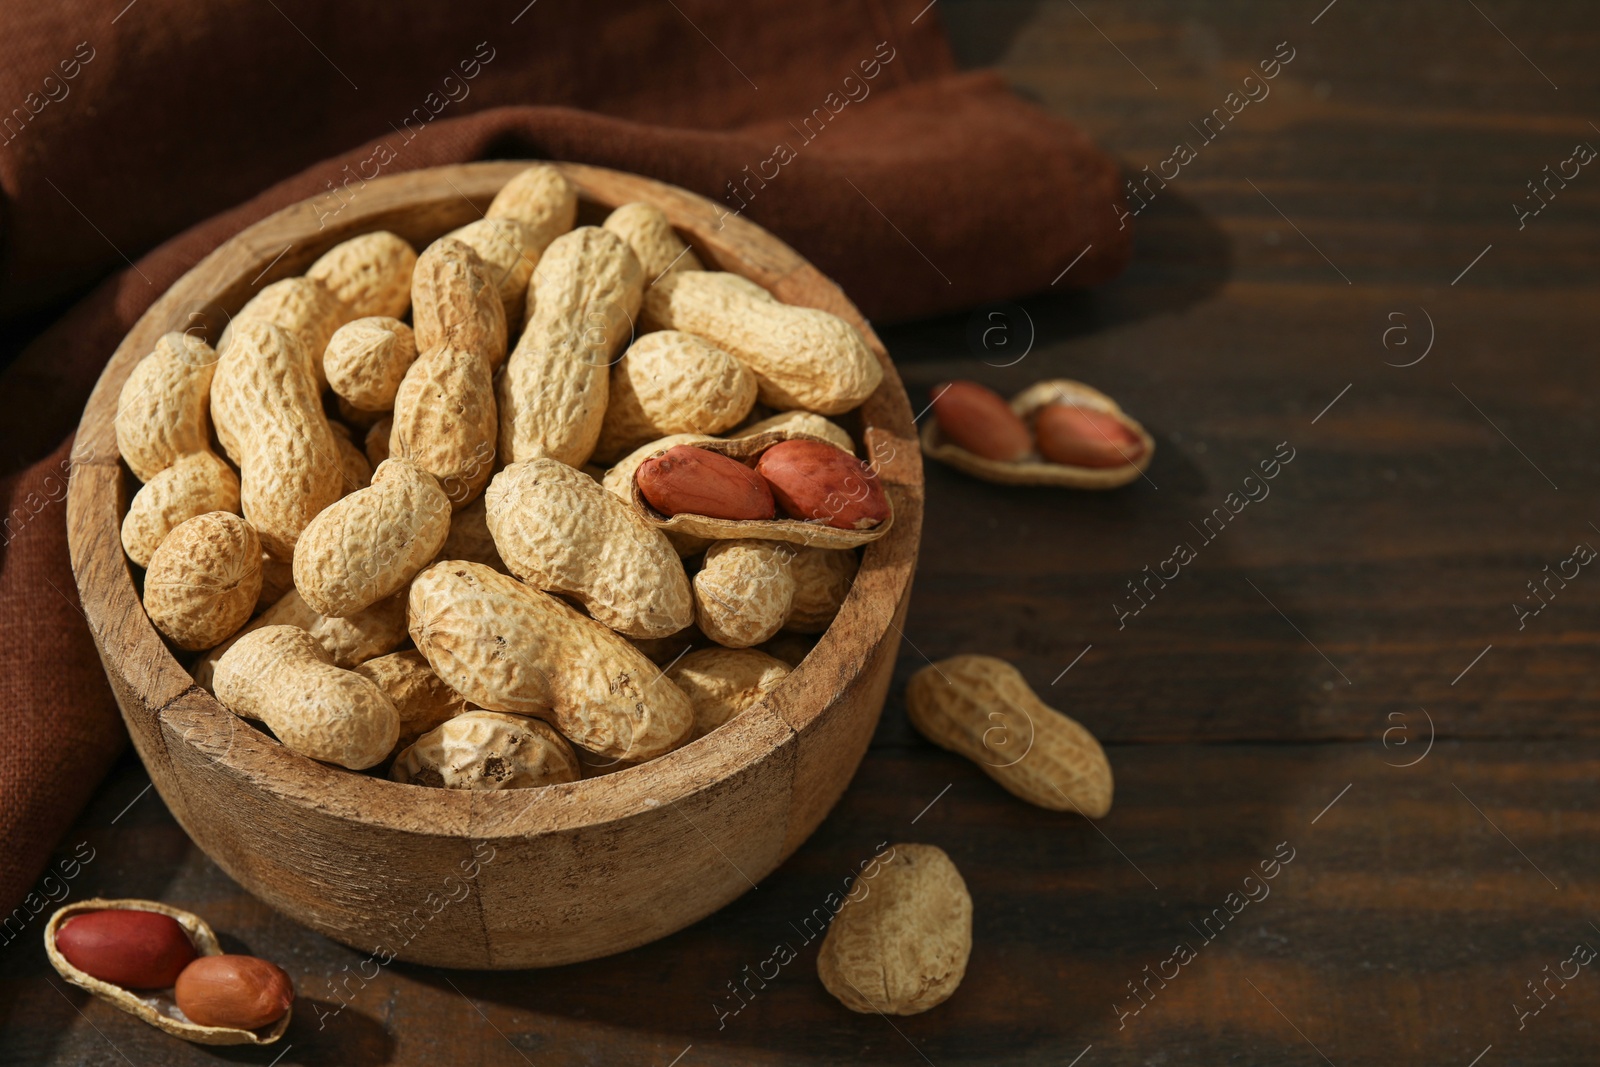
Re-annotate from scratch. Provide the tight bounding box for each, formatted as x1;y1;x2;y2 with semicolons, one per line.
69;161;923;842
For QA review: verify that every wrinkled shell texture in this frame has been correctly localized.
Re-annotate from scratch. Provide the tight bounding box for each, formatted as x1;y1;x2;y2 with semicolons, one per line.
323;317;417;413
221;277;346;389
293;460;452;618
642;271;881;415
694;539;796;649
390;345;498;510
408;561;692;761
906;655;1113;817
735;410;854;453
485;459;693;639
143;512;262;651
784;547;860;633
306;231;417;320
121;452;240;568
209;321;344;559
486;164;579;243
435;494;508;573
817;844;972;1015
594;330;757;462
667;647;790;739
445;217;540;325
115;332;219;482
354;650;469;746
392;711;580;790
332;433;373;493
213;625;399;770
191;589;409;692
411;238;508;369
602;201;703;280
498;227;643;468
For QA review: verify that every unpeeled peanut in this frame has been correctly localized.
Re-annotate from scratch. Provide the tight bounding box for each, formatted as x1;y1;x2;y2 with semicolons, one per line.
115;332;219;482
354;649;469;748
408;561;693;761
694;540;795;648
55;909;197;989
219;277;345;389
213;625;400;769
323;317;417;414
411;237;508;370
390;345;498;509
498;227;644;468
641;271;881;414
603;201;702;281
756;439;890;530
121;452;240;568
486;164;579;245
906;655;1112;817
306;231;417;320
930;381;1031;462
174;955;294;1030
444;217;541;326
293;459;452;617
593;331;756;462
192;588;409;692
433;494;508;573
391;711;580;790
365;417;392;468
328;423;373;492
666;647;790;739
209;321;344;558
143;512;262;651
485;459;693;639
734;411;854;453
784;546;859;633
816;843;972;1015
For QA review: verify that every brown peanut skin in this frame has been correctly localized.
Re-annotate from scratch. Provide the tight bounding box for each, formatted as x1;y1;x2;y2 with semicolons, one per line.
636;446;776;521
1035;404;1145;468
816;843;972;1015
209;321;344;558
756;439;890;530
931;381;1032;462
174;955;294;1030
411;237;508;370
55;910;197;990
142;512;262;651
115;332;219;482
390;345;498;511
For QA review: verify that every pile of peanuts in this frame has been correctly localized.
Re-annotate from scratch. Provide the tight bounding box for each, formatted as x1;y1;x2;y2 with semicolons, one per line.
117;164;891;786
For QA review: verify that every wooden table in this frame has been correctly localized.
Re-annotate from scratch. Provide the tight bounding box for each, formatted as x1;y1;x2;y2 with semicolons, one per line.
6;1;1599;1062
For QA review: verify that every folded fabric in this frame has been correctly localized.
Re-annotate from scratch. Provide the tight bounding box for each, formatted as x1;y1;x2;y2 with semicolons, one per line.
0;0;1130;919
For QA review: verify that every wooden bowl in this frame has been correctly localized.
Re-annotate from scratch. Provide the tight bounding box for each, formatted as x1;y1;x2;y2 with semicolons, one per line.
66;162;923;969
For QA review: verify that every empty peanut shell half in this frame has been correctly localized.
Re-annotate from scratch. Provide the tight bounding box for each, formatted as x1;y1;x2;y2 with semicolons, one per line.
921;378;1153;489
45;899;291;1046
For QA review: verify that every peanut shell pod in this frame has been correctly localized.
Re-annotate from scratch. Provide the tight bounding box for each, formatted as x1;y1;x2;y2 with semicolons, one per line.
905;654;1112;817
46;899;290;1046
920;378;1153;489
629;431;892;549
391;711;580;790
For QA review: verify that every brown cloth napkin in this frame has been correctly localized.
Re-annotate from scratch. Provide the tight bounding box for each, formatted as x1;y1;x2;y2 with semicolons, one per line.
0;0;1129;917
